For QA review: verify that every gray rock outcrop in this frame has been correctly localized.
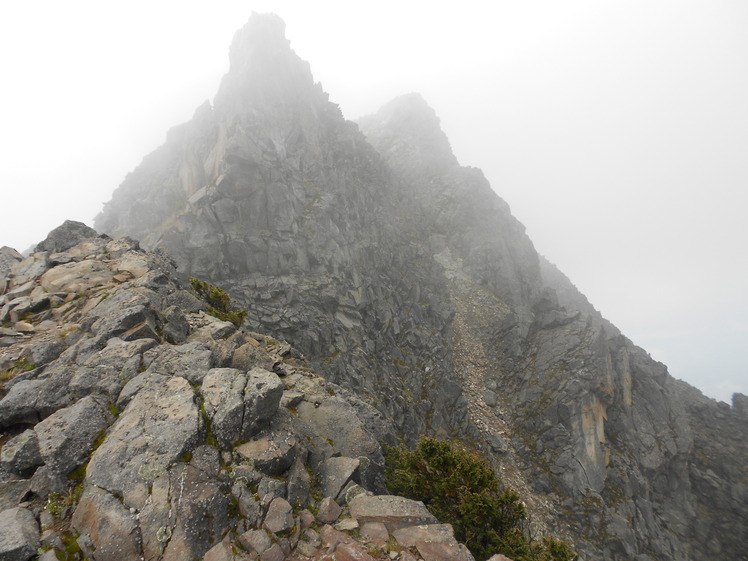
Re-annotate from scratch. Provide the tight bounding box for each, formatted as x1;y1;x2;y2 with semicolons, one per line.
34;220;99;253
1;227;413;561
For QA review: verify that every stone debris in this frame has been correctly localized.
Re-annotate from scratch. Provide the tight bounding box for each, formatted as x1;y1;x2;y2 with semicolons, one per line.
0;507;40;561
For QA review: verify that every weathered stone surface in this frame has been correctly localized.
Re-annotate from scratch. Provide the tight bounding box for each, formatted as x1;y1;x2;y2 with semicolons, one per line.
318;456;359;501
316;497;342;524
244;368;285;427
240;528;273;554
482;390;498;407
260;543;286;561
392;524;455;547
319;524;356;549
0;507;40;561
88;287;158;340
203;368;283;446
139;463;232;561
286;455;311;508
71;336;157;398
349;495;437;531
115;371;169;410
360;521;389;544
264;497;294;534
295;397;385;492
35;395;113;476
0;429;42;475
332;542;376;561
234;433;296;475
335;518;359;532
72;485;141;561
0;480;31;511
232;341;278;372
0;365;75;428
204;537;242;561
162;305;190;344
233;484;262;525
143;342;213;384
39;259;113;293
35;220;99;253
85;376;200;509
8;253;49;287
416;540;475;561
0;246;23;284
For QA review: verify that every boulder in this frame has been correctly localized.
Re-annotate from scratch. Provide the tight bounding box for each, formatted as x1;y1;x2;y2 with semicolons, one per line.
39;260;113;293
239;528;273;554
0;429;43;475
162;305;190;344
331;542;376;561
72;485;141;561
143;342;213;384
234;433;296;475
88;287;158;341
416;540;475;561
231;341;278;372
263;497;294;534
295;396;384;492
0;246;23;284
392;524;455;547
348;495;437;532
202;367;283;446
260;543;286;561
139;463;232;561
0;507;40;561
85;376;201;509
286;455;311;508
483;389;498;407
318;456;359;501
0;365;75;428
360;521;389;544
35;395;113;477
316;497;342;524
34;220;99;253
0;480;32;511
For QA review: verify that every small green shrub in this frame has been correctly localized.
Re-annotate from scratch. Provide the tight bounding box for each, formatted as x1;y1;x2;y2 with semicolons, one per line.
384;437;577;561
189;277;248;327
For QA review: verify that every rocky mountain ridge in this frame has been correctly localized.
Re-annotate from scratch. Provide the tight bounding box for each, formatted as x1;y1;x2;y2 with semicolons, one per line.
0;224;495;561
9;12;748;561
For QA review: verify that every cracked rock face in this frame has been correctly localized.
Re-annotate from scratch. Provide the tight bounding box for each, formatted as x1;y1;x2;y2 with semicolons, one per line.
201;367;284;447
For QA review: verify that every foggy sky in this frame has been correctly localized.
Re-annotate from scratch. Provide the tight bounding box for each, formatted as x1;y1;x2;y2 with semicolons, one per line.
1;1;746;402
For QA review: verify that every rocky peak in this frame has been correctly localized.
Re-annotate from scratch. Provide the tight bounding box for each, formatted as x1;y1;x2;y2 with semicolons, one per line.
358;92;459;178
214;12;320;115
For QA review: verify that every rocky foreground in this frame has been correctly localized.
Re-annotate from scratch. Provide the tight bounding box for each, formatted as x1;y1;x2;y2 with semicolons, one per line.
0;223;486;561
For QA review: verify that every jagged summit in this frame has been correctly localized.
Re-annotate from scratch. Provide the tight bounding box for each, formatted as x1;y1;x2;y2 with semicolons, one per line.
358;93;459;175
214;12;320;114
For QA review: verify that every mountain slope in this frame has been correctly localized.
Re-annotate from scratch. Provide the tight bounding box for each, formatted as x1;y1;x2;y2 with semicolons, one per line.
93;13;747;561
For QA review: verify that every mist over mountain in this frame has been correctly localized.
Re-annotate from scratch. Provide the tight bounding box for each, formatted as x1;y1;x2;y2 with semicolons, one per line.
1;11;746;561
91;13;747;560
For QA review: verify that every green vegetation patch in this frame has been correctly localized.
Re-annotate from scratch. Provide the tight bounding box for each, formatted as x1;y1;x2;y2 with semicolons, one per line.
384;437;577;561
189;276;248;327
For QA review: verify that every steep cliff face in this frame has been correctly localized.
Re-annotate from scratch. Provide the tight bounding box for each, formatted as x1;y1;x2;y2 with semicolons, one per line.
94;13;747;560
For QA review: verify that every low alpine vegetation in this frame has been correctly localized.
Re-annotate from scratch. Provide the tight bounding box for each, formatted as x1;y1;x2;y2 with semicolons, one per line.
384;437;577;561
189;276;248;327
